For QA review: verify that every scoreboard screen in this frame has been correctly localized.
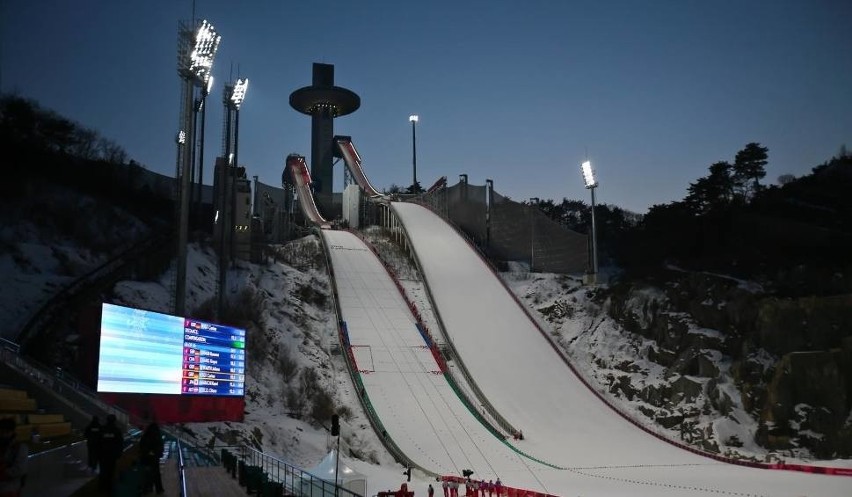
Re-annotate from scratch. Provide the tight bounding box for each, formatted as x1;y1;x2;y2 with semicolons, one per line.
97;303;246;396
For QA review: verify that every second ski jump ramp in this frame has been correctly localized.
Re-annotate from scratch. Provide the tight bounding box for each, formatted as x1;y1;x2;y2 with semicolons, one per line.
334;136;384;199
390;201;851;496
390;202;687;467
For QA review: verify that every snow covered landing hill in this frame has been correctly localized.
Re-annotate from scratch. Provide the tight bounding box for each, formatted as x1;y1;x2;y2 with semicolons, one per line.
502;270;852;465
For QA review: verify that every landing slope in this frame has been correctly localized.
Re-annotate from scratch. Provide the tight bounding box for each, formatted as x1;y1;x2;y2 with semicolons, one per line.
391;202;851;496
322;230;546;488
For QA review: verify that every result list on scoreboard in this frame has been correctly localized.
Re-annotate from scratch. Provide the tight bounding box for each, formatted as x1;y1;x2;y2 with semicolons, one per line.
181;318;246;396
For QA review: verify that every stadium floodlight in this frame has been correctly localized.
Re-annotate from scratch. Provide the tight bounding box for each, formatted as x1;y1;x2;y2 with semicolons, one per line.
230;78;249;109
579;159;599;282
581;160;597;189
409;114;419;123
177;130;186;144
178;20;222;88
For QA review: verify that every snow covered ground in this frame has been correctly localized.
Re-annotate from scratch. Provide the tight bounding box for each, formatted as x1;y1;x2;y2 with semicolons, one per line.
4;193;851;496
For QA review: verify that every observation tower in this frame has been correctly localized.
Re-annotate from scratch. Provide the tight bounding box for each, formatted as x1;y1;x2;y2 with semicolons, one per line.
290;63;360;213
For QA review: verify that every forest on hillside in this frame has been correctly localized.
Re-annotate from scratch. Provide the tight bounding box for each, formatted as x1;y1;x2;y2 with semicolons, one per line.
529;142;852;297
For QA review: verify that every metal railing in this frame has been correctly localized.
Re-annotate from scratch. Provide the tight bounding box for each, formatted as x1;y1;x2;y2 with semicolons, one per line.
176;436;188;497
0;337;133;430
240;445;363;497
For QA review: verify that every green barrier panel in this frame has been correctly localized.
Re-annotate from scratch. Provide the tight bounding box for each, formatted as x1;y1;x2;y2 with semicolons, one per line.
245;465;266;494
114;465;144;497
238;460;248;486
262;480;284;497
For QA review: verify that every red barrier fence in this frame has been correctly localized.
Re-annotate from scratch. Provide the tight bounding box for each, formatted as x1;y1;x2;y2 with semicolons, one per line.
438;476;559;497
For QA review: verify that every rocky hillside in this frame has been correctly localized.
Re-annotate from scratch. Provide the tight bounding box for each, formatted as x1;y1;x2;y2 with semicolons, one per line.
602;268;852;459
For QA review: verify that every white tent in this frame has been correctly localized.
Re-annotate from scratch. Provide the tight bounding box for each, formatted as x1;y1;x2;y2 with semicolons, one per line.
304;449;368;497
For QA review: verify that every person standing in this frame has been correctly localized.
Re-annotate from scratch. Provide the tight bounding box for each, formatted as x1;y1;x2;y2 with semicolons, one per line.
397;482;409;497
139;421;164;495
0;417;28;497
428;483;434;497
84;415;102;474
98;414;124;494
450;479;459;497
494;478;502;497
441;479;449;497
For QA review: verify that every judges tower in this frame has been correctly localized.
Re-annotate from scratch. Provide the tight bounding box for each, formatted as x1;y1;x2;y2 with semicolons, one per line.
289;63;360;214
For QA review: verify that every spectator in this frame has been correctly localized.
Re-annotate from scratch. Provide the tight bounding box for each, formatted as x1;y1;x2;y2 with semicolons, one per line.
495;478;502;497
139;421;164;495
0;417;28;497
487;480;494;497
28;426;40;445
84;415;102;473
98;414;124;494
441;478;449;497
428;483;434;497
397;482;409;497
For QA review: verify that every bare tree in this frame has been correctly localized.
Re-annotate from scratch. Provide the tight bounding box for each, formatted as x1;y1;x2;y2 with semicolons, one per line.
777;174;796;186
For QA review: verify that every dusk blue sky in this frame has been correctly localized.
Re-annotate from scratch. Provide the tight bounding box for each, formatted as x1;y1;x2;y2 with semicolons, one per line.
3;1;850;213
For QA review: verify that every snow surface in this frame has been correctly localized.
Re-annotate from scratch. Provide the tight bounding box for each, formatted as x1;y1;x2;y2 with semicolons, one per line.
324;230;545;486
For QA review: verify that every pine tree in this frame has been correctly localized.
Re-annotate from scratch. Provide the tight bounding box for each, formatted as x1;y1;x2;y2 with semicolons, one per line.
733;142;768;201
685;161;734;213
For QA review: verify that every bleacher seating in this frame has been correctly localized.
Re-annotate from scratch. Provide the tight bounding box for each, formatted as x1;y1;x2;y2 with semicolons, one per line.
0;386;73;442
0;387;38;412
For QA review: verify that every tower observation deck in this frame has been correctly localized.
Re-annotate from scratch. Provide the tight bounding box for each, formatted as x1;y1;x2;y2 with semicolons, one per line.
289;63;360;214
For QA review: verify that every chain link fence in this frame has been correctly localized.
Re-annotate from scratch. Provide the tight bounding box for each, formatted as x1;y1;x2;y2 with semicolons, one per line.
421;180;589;274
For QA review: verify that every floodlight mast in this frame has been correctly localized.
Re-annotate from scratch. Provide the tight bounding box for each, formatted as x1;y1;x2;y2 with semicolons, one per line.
409;115;418;191
581;160;599;282
195;75;214;225
217;76;249;319
175;19;221;316
230;78;249;109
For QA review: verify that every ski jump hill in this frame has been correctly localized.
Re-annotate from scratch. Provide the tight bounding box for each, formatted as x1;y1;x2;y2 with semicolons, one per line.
284;142;852;497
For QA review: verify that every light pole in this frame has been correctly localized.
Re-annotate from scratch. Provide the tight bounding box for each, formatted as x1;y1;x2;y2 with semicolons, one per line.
229;77;249;266
581;160;599;283
175;19;221;316
530;197;539;271
409;115;418;192
331;414;340;497
217;77;248;318
195;76;214;227
485;178;493;251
